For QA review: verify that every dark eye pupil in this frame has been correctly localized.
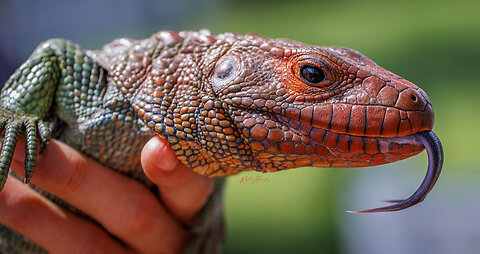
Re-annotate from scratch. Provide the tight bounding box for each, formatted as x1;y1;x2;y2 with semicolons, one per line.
300;65;325;84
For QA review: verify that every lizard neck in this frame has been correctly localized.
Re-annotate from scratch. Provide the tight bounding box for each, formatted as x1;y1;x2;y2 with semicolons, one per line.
111;30;251;176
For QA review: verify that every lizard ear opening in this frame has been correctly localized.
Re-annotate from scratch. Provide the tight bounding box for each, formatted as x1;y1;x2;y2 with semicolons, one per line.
211;56;240;93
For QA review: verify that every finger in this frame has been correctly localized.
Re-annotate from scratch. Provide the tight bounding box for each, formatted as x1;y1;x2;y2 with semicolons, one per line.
11;138;186;254
0;177;131;254
141;136;214;224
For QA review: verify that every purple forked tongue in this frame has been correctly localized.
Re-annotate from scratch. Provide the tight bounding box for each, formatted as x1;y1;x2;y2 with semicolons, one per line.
347;131;444;213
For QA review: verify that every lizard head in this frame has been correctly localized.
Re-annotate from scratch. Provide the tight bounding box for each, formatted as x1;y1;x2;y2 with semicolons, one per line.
203;33;434;172
203;32;442;213
129;31;442;212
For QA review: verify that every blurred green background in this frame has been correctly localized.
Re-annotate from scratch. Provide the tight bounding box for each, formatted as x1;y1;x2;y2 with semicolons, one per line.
1;0;479;253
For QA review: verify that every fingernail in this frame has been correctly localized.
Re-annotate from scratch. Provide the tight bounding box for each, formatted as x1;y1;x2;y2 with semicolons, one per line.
156;141;179;172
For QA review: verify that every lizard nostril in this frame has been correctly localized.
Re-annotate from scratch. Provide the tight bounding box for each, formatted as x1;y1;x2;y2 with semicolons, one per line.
395;89;426;111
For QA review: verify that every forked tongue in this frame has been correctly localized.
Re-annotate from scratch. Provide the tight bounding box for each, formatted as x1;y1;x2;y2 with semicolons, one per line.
347;131;443;213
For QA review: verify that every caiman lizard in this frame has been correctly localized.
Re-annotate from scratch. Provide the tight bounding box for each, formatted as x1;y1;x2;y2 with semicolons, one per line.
0;30;443;253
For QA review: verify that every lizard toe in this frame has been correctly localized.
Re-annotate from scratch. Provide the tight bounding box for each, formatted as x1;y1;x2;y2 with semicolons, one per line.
0;111;51;189
0;121;21;190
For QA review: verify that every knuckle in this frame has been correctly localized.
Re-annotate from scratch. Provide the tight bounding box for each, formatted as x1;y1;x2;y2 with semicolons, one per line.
174;179;214;216
59;156;89;194
164;175;188;190
156;169;188;190
161;166;208;191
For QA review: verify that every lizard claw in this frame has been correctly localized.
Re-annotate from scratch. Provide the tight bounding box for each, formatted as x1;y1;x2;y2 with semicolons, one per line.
0;121;21;189
37;120;51;154
0;109;51;190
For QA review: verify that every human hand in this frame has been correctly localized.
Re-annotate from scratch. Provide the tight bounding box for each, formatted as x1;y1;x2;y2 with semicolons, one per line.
0;135;214;254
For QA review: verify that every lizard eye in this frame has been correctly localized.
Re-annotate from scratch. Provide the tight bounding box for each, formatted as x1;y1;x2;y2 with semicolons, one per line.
299;65;326;85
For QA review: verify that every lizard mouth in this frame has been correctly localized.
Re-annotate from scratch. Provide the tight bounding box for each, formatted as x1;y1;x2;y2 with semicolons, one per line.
282;102;435;138
276;113;443;212
347;130;443;213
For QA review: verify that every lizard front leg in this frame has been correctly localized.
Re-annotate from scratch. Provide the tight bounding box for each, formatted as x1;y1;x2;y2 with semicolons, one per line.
0;39;105;190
